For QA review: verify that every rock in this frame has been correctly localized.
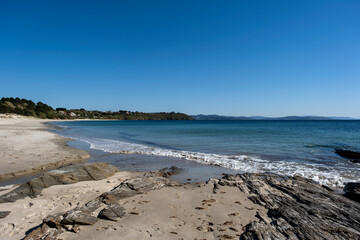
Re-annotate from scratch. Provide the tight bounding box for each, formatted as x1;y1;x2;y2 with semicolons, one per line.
216;173;360;240
23;171;177;239
83;162;118;180
335;149;360;163
0;162;118;203
23;223;62;240
61;210;98;225
98;203;126;221
343;182;360;203
0;211;10;219
44;212;65;229
76;198;103;214
24;209;97;239
144;166;183;177
158;166;183;177
101;175;173;203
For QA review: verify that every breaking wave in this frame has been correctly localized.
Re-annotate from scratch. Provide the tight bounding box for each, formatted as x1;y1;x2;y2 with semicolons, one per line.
73;136;358;188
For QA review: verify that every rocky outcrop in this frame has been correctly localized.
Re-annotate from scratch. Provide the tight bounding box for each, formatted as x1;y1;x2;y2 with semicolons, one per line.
21;169;360;240
211;173;360;240
0;162;118;203
23;169;178;240
344;182;360;203
335;149;360;163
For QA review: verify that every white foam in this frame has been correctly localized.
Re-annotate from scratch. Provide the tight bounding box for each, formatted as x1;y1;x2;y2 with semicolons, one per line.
73;136;358;188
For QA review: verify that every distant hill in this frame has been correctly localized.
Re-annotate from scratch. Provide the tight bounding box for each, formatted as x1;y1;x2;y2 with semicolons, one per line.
190;114;253;120
0;97;193;120
191;114;356;121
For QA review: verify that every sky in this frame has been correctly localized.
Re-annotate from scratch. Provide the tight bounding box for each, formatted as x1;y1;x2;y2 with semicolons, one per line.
1;1;359;117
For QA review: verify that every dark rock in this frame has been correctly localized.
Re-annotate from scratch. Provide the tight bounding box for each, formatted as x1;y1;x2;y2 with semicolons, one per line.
98;203;126;221
216;173;360;240
343;182;360;203
61;210;98;225
335;149;360;163
0;211;10;219
0;162;118;203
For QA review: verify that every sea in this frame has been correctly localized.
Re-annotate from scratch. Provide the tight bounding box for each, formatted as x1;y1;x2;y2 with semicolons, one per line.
53;120;360;188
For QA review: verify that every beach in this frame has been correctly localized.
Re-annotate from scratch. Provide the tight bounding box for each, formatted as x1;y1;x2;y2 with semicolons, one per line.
0;116;359;240
0;116;263;239
0;115;89;182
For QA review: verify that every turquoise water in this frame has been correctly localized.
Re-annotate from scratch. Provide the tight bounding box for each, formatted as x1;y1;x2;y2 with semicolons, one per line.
54;120;360;187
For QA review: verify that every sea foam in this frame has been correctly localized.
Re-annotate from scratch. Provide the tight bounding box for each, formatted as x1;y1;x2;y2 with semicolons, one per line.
74;136;357;188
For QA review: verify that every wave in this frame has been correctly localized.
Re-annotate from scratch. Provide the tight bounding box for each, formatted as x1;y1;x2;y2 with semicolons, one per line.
73;136;358;188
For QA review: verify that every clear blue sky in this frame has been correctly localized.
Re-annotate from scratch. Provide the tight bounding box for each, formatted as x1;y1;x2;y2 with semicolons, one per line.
1;1;359;117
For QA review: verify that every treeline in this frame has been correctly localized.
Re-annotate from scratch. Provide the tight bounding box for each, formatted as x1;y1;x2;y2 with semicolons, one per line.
0;97;193;120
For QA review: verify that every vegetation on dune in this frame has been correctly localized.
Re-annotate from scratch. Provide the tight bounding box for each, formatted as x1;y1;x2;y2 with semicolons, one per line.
0;97;193;120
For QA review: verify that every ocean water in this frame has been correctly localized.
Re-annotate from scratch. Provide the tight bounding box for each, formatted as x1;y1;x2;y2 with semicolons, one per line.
53;120;360;187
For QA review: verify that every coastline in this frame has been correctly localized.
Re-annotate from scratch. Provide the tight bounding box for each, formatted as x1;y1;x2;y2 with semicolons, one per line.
0;115;90;183
0;115;359;239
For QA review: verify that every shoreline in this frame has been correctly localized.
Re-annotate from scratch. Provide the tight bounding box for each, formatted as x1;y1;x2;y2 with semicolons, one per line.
0;115;359;239
0;116;90;183
1;163;359;240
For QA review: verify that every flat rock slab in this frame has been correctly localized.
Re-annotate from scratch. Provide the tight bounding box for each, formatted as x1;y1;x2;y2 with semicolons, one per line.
100;175;175;203
61;210;98;226
215;173;360;240
0;162;118;203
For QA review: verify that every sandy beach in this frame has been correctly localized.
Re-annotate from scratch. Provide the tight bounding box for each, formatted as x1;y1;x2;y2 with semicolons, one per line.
0;117;262;239
0;115;89;182
0;116;359;240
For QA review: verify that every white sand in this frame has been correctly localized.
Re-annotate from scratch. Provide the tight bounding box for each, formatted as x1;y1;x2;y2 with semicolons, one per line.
0;115;89;181
60;183;267;240
0;172;139;240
